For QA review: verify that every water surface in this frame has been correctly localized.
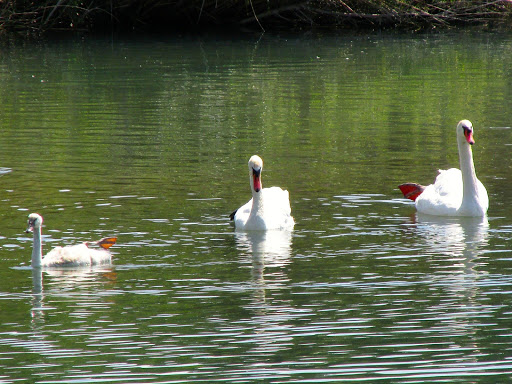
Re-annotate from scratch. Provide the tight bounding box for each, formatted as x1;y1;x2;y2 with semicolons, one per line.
1;31;512;382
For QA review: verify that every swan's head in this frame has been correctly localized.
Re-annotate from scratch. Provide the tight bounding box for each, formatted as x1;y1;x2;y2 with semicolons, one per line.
457;119;475;145
26;213;43;233
248;155;263;193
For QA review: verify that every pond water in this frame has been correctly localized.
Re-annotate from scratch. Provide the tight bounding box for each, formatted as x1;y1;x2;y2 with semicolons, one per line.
0;30;512;383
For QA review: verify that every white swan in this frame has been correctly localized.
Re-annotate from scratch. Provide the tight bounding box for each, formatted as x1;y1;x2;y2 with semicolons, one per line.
230;155;295;230
399;120;488;216
26;213;117;268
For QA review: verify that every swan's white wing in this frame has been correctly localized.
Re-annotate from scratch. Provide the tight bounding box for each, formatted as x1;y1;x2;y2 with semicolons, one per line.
416;168;463;216
89;249;112;265
460;177;489;216
477;178;489;213
262;187;292;215
259;187;295;230
43;244;89;267
234;198;253;229
432;168;463;197
42;243;111;267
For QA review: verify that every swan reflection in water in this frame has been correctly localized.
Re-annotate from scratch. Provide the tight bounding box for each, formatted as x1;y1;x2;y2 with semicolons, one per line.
414;213;489;269
411;213;490;296
14;265;119;366
234;230;301;354
235;230;293;283
409;213;491;358
30;266;117;327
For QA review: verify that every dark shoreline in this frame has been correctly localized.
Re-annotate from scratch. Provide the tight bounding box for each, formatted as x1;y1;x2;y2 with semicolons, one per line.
1;1;511;37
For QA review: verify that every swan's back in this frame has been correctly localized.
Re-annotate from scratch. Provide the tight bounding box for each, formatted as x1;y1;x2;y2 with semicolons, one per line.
42;244;111;267
263;186;293;216
416;168;488;216
416;168;463;215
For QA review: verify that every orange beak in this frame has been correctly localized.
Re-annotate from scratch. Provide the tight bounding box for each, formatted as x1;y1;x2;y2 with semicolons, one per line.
464;128;475;145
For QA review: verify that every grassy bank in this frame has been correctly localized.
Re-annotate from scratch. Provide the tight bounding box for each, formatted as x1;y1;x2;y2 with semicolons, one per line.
1;0;511;36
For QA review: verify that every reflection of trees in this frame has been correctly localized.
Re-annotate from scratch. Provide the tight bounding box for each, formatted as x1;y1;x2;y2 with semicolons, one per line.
1;34;508;198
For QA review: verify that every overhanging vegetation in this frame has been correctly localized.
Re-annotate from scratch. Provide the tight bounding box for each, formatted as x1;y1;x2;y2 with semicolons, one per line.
1;0;511;35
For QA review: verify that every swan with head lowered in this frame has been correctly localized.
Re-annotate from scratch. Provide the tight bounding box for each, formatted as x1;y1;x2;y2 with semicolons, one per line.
230;155;295;230
398;120;488;216
26;213;117;268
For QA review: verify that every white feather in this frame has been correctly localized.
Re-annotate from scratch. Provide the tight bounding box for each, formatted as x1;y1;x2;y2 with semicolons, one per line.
41;243;111;267
26;213;113;268
413;120;488;217
233;156;295;231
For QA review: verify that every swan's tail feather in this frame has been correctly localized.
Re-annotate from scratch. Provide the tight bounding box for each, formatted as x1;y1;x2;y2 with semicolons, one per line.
229;209;238;221
90;237;117;249
398;183;425;201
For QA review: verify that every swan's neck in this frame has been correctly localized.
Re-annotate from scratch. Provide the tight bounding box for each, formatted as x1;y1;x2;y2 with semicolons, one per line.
31;227;43;268
458;141;479;203
249;172;263;212
251;188;264;211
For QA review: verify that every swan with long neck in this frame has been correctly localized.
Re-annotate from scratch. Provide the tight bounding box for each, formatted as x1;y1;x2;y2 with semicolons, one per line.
230;155;294;230
398;120;488;216
26;213;117;268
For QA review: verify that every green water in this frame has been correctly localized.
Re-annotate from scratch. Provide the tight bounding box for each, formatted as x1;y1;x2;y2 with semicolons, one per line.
0;31;512;382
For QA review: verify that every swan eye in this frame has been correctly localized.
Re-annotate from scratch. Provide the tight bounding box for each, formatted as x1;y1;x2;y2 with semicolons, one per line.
462;125;471;133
